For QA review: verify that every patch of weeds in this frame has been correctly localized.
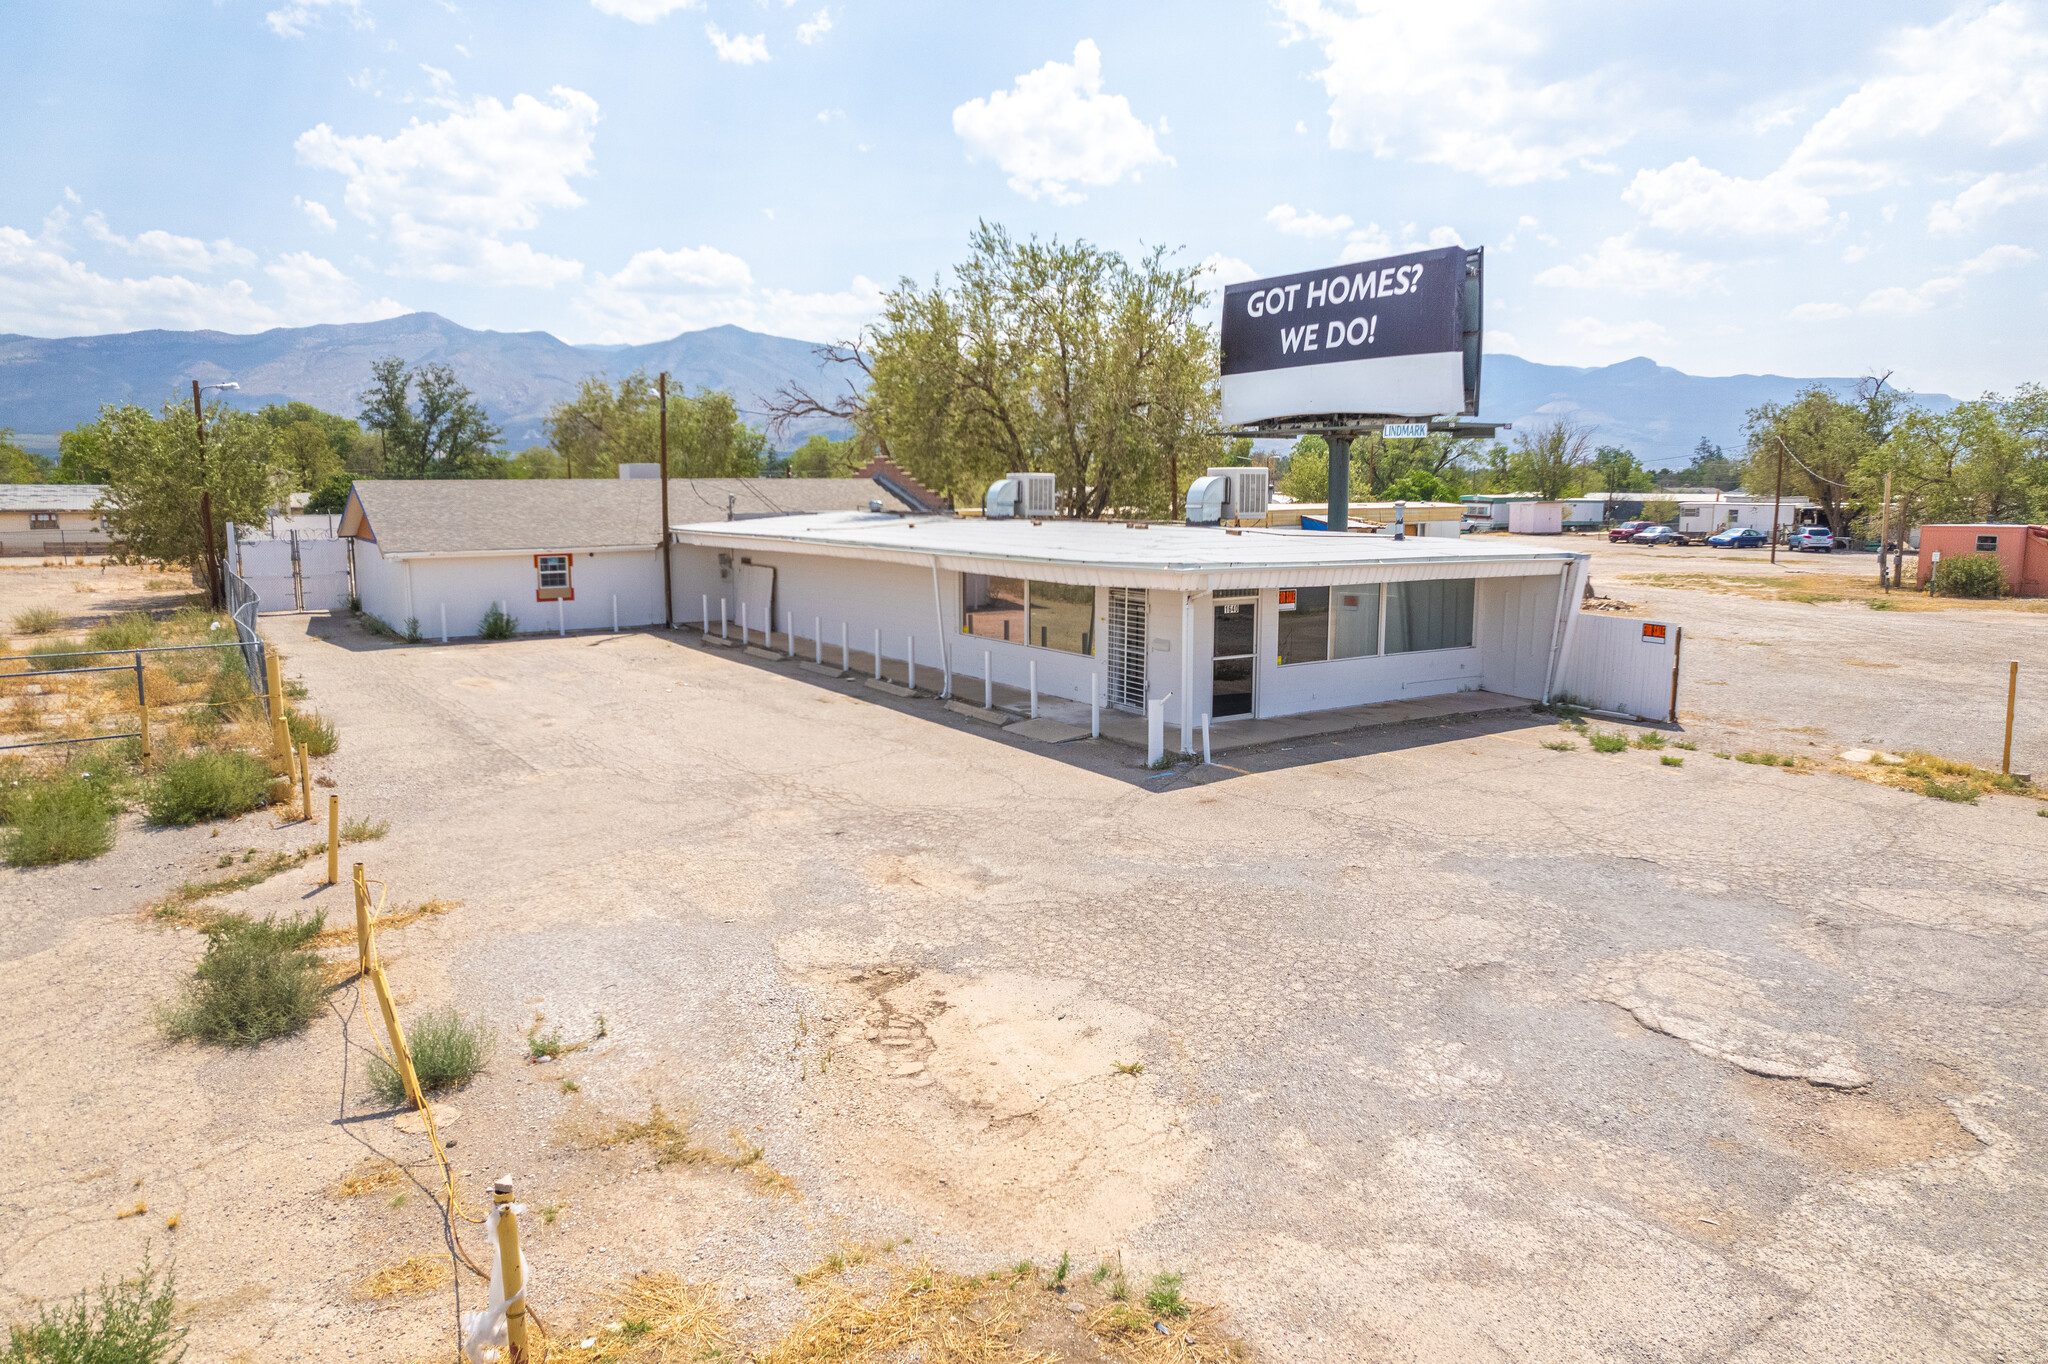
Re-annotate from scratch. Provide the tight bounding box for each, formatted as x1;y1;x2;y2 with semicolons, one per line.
24;639;83;672
360;614;400;641
285;709;337;756
1869;599;1897;610
353;1255;450;1301
1050;1250;1071;1287
1146;755;1175;771
540;1205;559;1225
144;751;271;825
768;1260;1060;1362
85;612;157;652
1145;1270;1191;1320
1661;755;1684;767
147;849;311;923
388;1193;406;1209
1588;732;1629;754
2;1249;182;1364
1;766;118;867
1735;751;1794;767
1631;731;1668;750
306;896;453;948
479;604;518;640
1090;1262;1113;1285
157;911;326;1047
1714;751;1732;759
368;1008;493;1104
1542;739;1575;752
560;1078;579;1094
401;617;424;644
332;1160;403;1198
340;816;388;843
597;1106;797;1197
283;677;309;700
10;606;62;634
1674;740;1698;750
1919;779;1979;803
1113;1060;1145;1075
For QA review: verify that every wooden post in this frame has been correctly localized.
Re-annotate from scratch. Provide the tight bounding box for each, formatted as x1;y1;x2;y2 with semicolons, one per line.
2004;661;2019;776
326;794;339;885
492;1178;532;1364
266;653;288;758
1769;438;1785;566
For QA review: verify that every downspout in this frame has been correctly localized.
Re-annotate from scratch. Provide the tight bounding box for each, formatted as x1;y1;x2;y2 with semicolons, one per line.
929;557;952;699
1541;555;1587;704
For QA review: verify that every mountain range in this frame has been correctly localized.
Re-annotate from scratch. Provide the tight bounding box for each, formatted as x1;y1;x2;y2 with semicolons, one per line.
0;312;1954;467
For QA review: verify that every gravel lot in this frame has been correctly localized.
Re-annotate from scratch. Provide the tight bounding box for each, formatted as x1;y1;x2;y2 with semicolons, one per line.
3;569;2045;1362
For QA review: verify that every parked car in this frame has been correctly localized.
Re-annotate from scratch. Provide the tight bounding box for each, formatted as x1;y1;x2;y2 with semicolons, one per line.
1608;520;1657;542
1631;526;1686;546
1789;524;1838;553
1707;526;1768;548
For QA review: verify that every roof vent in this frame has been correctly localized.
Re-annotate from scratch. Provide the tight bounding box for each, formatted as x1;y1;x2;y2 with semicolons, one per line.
617;463;660;480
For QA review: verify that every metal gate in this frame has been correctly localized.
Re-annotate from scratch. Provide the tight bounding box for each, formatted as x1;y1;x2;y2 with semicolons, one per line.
1105;587;1147;711
297;537;352;609
237;539;299;613
237;533;353;611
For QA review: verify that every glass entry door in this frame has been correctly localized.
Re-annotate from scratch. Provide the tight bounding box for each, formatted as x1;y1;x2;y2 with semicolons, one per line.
1212;599;1256;718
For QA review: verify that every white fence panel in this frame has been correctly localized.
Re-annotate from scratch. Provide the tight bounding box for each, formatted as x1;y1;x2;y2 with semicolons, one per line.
237;540;299;613
298;538;352;609
1555;613;1682;722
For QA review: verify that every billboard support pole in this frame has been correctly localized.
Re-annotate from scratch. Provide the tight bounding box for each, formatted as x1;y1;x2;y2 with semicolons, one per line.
1327;435;1351;534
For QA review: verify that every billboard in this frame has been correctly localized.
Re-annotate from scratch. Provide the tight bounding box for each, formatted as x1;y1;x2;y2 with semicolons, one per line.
1220;246;1480;427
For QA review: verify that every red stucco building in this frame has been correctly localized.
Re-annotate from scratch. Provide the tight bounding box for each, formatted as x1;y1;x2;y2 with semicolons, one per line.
1915;523;2048;596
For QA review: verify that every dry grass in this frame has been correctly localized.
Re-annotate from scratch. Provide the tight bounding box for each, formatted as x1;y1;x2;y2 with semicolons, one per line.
332;1159;405;1198
588;1104;800;1199
146;847;316;926
552;1273;731;1363
759;1260;1055;1364
1616;570;2048;612
354;1254;451;1301
307;897;458;950
1843;749;2041;804
1086;1300;1248;1363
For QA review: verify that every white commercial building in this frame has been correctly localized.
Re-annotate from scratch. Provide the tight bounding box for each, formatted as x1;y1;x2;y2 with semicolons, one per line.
668;513;1590;731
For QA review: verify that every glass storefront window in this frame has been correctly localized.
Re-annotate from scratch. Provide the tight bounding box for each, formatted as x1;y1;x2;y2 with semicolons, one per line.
961;574;1028;643
1330;585;1381;659
962;575;1094;655
1385;579;1475;653
1276;587;1329;664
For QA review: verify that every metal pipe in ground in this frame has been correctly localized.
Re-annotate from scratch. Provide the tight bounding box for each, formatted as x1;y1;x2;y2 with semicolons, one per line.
1147;695;1167;766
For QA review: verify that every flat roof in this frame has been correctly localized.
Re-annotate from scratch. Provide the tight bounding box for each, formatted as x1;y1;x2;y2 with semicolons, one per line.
0;484;104;511
670;512;1585;591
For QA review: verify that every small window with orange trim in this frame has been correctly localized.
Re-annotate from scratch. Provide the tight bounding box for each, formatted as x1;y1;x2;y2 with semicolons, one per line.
536;553;573;601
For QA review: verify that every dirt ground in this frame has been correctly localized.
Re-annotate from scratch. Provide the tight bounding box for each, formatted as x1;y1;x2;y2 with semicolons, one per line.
3;558;2046;1362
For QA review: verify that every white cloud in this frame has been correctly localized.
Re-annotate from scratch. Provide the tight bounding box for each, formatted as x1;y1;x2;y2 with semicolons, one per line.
1622;158;1834;238
1533;234;1723;296
0;217;402;337
1555;316;1672;352
1752;105;1803;134
1928;168;2048;235
266;0;367;39
1499;213;1540;251
1197;252;1259;287
420;63;456;94
952;40;1171;204
1486;329;1523;353
1275;0;1626;186
80;211;256;272
572;244;882;343
588;0;699;21
295;197;338;232
1265;204;1353;238
1791;246;2032;321
706;24;770;64
1336;222;1460;262
295;86;598;286
796;8;831;44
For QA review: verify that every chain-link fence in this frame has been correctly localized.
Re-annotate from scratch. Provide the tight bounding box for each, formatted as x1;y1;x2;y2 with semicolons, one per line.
224;567;270;701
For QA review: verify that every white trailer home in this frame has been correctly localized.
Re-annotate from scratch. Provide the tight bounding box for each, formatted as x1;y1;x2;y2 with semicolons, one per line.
667;513;1590;732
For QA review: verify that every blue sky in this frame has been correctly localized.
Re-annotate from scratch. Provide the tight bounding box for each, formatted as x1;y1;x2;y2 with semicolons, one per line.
4;1;2046;394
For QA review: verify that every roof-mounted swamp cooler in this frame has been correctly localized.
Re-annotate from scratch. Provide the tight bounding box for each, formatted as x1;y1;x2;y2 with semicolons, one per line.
1185;467;1271;526
983;472;1058;519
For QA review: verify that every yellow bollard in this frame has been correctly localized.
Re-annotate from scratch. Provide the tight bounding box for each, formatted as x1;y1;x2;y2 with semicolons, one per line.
492;1178;532;1364
353;863;374;978
354;862;423;1105
2004;661;2019;776
266;654;288;759
326;795;339;885
298;742;312;822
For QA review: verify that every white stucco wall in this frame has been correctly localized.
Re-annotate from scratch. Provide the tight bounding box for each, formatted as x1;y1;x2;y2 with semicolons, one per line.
353;542;664;637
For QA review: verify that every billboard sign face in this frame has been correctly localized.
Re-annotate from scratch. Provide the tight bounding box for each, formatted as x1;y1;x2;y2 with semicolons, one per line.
1220;246;1477;427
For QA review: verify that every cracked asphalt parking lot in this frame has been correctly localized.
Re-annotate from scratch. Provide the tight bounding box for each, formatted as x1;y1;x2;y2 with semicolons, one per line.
4;602;2044;1362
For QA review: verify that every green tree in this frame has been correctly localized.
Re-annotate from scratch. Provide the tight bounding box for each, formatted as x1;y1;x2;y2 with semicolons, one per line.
506;445;566;479
1656;438;1740;490
256;401;362;488
1740;387;1869;534
1590;444;1654;493
304;473;355;515
542;372;766;479
787;433;858;477
1277;435;1330;502
93;399;286;590
358;356;505;479
774;224;1220;516
55;425;112;482
1508;417;1595;499
1380;467;1451;502
0;430;48;483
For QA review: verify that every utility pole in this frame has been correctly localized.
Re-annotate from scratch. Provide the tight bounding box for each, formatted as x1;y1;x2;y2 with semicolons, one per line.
1879;471;1892;591
1769;436;1785;566
192;380;223;609
658;372;675;628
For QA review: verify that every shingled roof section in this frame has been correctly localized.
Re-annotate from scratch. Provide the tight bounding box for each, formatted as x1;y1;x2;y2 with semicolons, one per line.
339;476;918;556
0;484;106;512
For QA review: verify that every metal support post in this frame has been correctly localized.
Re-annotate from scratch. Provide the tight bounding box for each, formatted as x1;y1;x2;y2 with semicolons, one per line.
908;635;916;689
1147;696;1167;767
1202;713;1211;764
491;1178;532;1364
1327;435;1351;536
984;651;992;710
1091;674;1100;738
1029;660;1038;718
814;616;822;665
873;628;882;680
786;610;796;659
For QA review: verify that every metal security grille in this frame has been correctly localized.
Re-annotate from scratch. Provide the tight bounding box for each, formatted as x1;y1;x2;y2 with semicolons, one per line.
1212;587;1258;599
1105;587;1147;710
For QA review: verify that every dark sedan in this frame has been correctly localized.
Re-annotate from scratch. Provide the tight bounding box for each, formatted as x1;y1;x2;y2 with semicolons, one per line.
1707;526;1768;548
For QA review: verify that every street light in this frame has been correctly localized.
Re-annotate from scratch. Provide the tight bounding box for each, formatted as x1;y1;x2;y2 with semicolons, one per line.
192;380;240;608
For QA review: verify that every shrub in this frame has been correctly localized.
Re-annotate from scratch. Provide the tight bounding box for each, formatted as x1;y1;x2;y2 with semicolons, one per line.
25;640;81;672
479;604;518;639
2;769;118;867
10;606;62;634
1588;732;1629;754
287;709;338;756
159;912;326;1046
145;751;272;826
1660;754;1684;767
402;617;424;644
86;612;158;652
3;1250;184;1364
1932;553;2007;598
1143;1271;1190;1320
341;816;388;843
369;1009;493;1104
205;657;254;715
